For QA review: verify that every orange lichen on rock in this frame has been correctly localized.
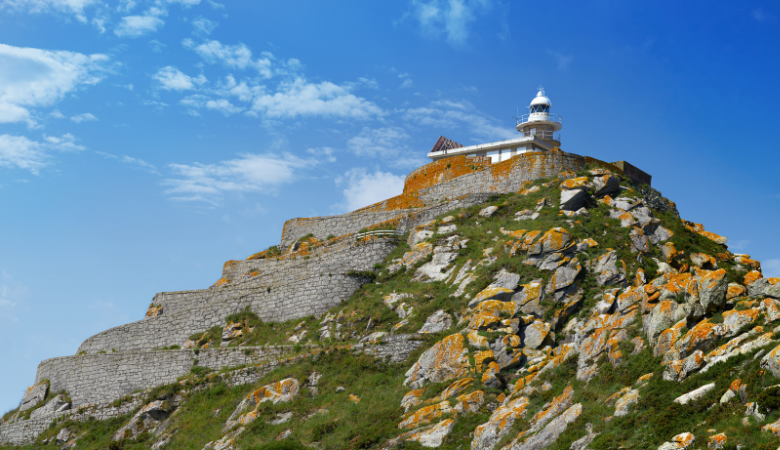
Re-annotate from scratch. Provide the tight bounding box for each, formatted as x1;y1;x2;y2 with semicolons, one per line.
398;401;452;429
145;305;162;318
402;155;492;194
473;350;495;372
561;177;590;190
727;284;746;300
744;270;763;285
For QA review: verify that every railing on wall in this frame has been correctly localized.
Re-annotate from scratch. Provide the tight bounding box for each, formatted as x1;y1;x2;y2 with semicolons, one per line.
516;113;562;126
517;130;561;141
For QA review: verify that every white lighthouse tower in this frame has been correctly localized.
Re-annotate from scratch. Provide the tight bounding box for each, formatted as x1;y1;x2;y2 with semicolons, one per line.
515;87;562;151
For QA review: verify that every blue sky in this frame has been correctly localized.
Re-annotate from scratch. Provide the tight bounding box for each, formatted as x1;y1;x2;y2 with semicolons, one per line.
1;0;779;412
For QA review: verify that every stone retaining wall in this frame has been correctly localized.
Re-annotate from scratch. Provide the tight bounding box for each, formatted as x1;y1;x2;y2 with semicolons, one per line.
77;239;397;354
35;347;289;408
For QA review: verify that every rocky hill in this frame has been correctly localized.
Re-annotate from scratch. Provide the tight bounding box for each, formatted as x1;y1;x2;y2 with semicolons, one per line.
2;151;780;450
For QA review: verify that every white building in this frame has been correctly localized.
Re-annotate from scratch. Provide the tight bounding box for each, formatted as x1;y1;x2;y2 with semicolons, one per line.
427;88;562;163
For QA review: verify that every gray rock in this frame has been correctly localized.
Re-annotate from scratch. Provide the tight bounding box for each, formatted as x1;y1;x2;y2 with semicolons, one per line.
491;269;521;291
411;230;434;246
29;394;70;419
569;423;598;450
419;310;453;334
437;224;457;234
113;400;173;442
19;382;48;412
629;227;651;253
747;278;780;299
760;344;780;378
268;412;293;425
560;189;587;211
545;258;581;293
56;427;72;445
610;197;640;211
593;250;625;286
479;206;499;217
673;383;715;404
592;174;620;196
510;403;582;450
336;386;346;392
521;321;551;349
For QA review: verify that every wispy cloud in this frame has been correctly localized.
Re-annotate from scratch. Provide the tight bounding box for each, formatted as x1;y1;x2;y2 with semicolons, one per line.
0;43;109;126
0;270;27;324
180;94;243;115
334;168;405;212
70;112;98;123
183;38;273;77
752;7;775;23
163;153;318;204
404;0;492;47
251;78;383;119
95;150;159;174
152;66;207;91
0;133;83;174
403;99;516;141
348;127;410;157
548;50;573;70
149;39;166;53
114;7;166;37
191;15;217;35
0;0;102;23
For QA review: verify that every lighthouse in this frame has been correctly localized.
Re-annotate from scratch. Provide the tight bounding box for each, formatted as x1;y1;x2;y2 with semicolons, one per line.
427;87;563;162
515;87;562;150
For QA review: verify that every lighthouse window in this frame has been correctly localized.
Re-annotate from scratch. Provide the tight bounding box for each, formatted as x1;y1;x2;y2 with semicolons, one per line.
530;105;549;113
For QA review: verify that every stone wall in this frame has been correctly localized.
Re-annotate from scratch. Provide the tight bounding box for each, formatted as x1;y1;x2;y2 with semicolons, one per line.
35;347;289;407
279;209;414;252
0;396;144;445
77;238;398;354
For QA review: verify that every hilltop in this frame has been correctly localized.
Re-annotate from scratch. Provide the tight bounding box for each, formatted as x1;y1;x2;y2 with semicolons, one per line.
2;150;780;450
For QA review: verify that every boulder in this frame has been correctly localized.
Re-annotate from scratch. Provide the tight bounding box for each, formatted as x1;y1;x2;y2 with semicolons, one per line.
520;321;550;349
399;401;452;429
545;258;582;293
401;389;425;413
569;423;598;450
644;301;684;344
560;189;587;211
629;227;651;253
760;344;780;378
614;389;639;417
663;350;704;382
419;310;453;334
113;400;174;441
509;403;582;450
29;394;71;419
19;382;48;412
404;334;469;388
528;228;573;255
592;174;620;196
470;397;529;450
693;269;728;318
56;428;72;445
674;383;715;404
658;432;695;450
406;419;456;447
707;433;727;449
593;251;625;286
225;378;300;429
479;206;499;217
455;390;486;413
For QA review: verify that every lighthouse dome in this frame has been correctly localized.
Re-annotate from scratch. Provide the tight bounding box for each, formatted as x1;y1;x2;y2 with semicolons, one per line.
530;89;551;107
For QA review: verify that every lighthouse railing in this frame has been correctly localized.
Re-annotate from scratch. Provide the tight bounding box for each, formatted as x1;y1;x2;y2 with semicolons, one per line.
516;113;562;127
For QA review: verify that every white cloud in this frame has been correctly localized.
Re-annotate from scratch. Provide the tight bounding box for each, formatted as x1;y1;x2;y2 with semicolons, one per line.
335;168;405;212
348;127;410;157
764;259;780;278
0;0;101;23
399;73;413;89
149;39;166;53
180;95;243;116
0;133;83;174
752;8;775;22
548;50;573;70
152;66;206;91
50;109;66;119
251;78;383;119
0;270;26;323
115;10;165;37
95;150;158;174
163;153;317;203
403;99;516;141
192;15;217;35
70;112;97;122
405;0;491;46
167;0;200;6
306;147;337;163
183;39;273;77
0;43;109;126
